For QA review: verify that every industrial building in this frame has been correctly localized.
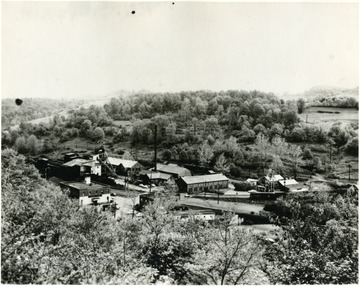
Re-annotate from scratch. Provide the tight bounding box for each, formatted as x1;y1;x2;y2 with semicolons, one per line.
156;163;191;179
177;174;229;194
59;178;112;206
107;157;143;177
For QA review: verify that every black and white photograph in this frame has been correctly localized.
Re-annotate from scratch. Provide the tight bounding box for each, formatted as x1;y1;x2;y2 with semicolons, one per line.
1;1;359;284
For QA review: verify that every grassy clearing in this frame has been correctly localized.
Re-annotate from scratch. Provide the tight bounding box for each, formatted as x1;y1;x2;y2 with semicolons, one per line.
298;107;358;130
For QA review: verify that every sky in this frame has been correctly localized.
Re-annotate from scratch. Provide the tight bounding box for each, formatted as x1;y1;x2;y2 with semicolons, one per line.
2;1;359;99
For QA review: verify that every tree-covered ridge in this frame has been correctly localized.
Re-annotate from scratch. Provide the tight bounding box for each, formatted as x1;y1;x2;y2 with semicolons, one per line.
105;90;299;128
301;87;359;108
2;89;358;182
1;98;84;128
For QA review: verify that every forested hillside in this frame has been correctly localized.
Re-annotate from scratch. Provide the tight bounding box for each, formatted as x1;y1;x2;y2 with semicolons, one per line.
2;90;358;182
1;98;84;128
298;87;359;108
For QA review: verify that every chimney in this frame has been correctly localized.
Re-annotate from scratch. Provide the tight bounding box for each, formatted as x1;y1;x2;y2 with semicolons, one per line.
84;175;91;185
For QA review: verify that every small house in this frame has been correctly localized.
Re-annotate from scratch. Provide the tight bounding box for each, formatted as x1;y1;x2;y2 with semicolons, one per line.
246;178;258;186
257;174;284;191
278;179;309;193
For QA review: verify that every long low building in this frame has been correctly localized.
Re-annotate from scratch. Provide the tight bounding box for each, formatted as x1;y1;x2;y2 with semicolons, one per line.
156;163;191;179
177;174;229;194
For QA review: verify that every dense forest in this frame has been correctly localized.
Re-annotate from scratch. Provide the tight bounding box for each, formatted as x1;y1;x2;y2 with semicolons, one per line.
2;149;358;284
297;86;359;108
2;90;358;182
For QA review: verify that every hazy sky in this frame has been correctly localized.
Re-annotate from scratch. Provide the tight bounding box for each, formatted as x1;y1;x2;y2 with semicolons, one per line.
2;1;359;99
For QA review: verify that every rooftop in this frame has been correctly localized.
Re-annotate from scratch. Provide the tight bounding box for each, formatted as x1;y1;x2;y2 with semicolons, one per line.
146;172;172;180
63;158;93;167
107;157;138;168
264;174;284;182
60;181;105;191
156;163;190;175
278;179;299;186
181;174;229;185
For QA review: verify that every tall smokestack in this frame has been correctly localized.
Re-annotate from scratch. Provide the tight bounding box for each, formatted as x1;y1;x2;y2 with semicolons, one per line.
154;125;157;171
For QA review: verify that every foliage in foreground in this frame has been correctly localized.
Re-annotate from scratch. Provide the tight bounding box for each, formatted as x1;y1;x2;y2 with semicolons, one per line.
262;191;358;284
1;149;267;284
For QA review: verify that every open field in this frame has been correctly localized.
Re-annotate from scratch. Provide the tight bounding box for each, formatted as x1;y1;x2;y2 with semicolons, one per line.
298;107;358;130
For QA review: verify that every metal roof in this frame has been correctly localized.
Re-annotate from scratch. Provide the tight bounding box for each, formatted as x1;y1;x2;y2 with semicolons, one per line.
107;157;139;168
146;172;172;180
264;174;284;181
278;179;299;186
63;159;92;167
181;174;229;185
156;163;190;176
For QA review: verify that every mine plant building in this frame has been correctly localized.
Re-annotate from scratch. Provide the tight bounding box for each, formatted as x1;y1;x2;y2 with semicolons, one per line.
156;163;191;179
107;157;143;177
62;158;102;179
177;174;229;194
139;170;172;185
59;180;112;206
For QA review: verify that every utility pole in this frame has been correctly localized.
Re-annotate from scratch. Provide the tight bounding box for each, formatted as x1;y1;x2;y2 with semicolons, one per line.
154;125;157;171
149;169;152;194
217;185;220;204
348;164;351;181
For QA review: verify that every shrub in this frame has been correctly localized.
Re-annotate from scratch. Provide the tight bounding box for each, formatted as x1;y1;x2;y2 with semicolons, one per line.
302;147;313;160
345;137;358;156
232;181;253;192
230;166;242;177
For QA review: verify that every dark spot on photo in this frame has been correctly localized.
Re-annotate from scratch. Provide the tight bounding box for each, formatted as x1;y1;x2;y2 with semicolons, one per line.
131;11;135;14
15;98;23;106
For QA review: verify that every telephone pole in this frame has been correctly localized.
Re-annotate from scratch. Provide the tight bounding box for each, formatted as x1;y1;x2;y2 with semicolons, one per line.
154;125;157;171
